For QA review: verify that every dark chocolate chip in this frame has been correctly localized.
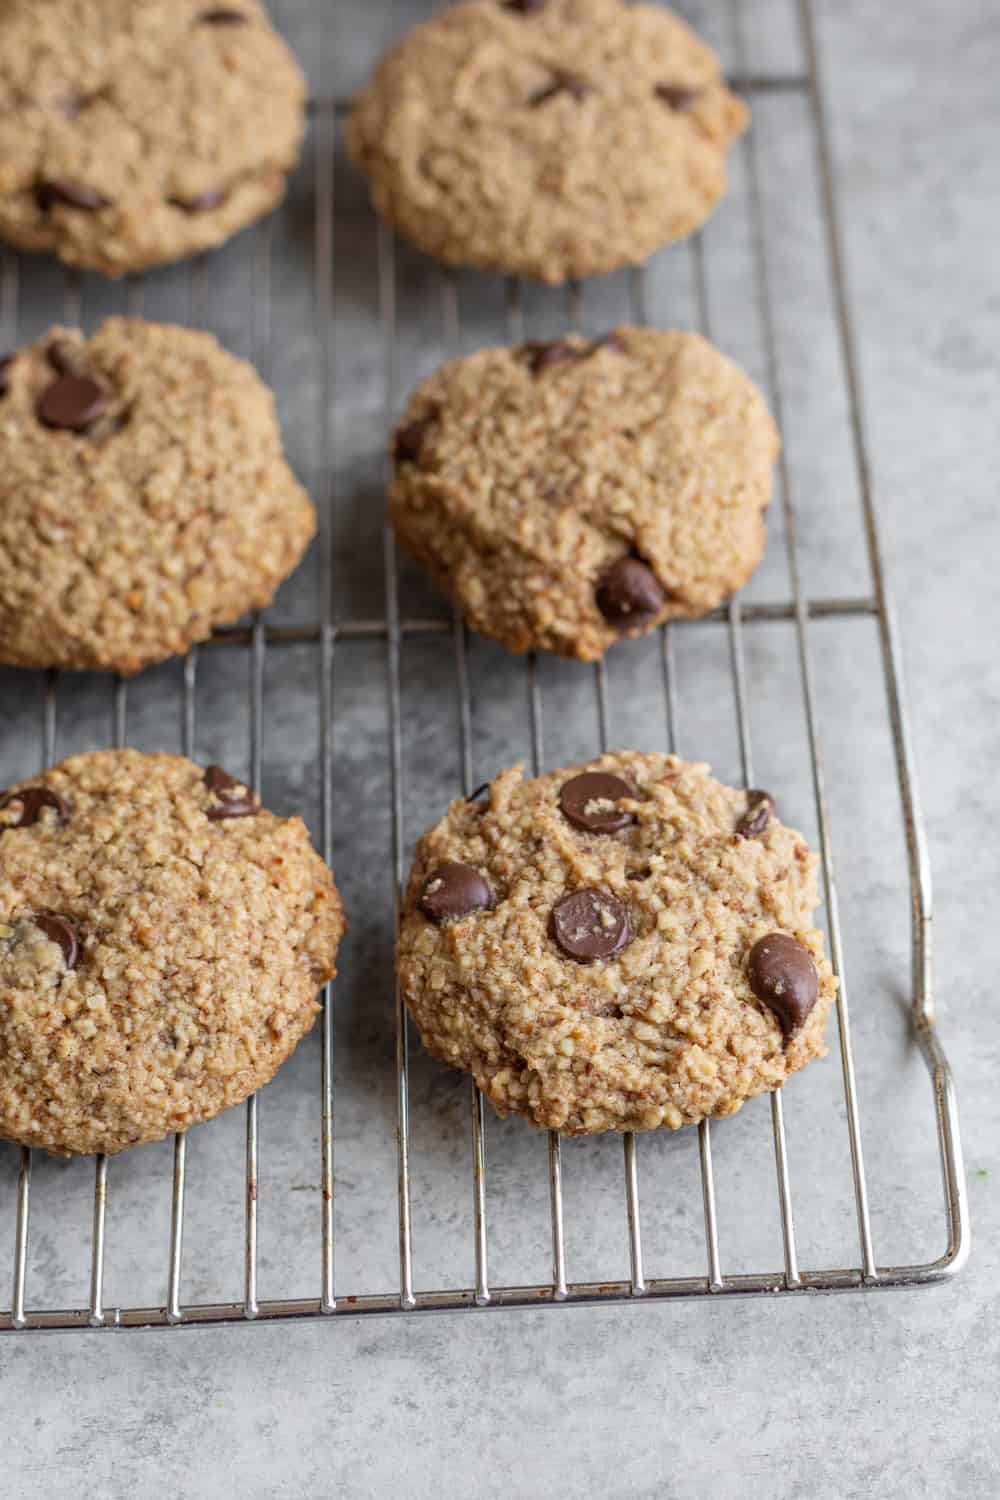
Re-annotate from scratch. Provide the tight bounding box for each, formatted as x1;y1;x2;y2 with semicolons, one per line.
0;786;69;831
502;0;547;12
519;339;578;376
35;179;110;212
467;782;492;805
420;862;491;923
655;84;698;112
47;340;82;375
204;764;259;820
747;933;818;1039
0;354;12;397
559;771;635;835
529;73;590;107
31;913;79;970
550;887;631;963
169;189;227;213
596;557;666;626
737;789;775;839
199;8;249;22
36;375;106;433
394;413;435;465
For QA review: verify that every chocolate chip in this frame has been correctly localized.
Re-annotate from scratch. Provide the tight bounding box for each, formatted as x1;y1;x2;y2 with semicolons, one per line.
596;557;666;626
47;340;82;375
199;8;249;22
519;339;578;376
502;0;547;12
420;863;491;923
550;888;631;963
204;764;259;820
0;786;69;831
467;782;491;805
31;913;79;970
36;375;106;433
747;933;818;1039
169;190;227;213
529;73;590;107
0;354;12;397
736;789;775;839
394;413;435;465
35;179;110;212
559;771;635;835
655;84;698;112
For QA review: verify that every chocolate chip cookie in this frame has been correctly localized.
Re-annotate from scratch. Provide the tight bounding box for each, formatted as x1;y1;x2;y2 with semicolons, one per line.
347;0;747;283
397;753;836;1135
390;327;778;659
0;318;315;674
0;749;343;1157
0;0;305;276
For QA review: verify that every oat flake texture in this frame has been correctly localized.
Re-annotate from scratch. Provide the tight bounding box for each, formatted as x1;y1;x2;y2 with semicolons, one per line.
0;318;316;674
348;0;747;284
0;750;344;1157
0;0;306;276
397;753;836;1135
390;327;779;660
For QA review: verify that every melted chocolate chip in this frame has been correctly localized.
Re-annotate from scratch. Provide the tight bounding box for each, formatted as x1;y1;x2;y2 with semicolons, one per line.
32;913;79;970
199;8;249;22
655;84;698;112
736;789;775;839
420;863;491;923
559;771;635;835
503;0;547;11
204;764;259;820
551;888;631;963
747;933;818;1040
596;557;666;626
169;189;227;213
0;354;12;397
394;412;436;465
36;375;106;433
529;73;590;107
0;786;69;831
35;179;110;212
519;339;578;376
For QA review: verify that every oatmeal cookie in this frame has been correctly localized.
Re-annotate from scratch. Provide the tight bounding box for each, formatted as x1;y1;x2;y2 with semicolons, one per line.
390;327;778;659
348;0;747;283
0;749;343;1156
0;317;315;674
397;752;835;1135
0;0;305;276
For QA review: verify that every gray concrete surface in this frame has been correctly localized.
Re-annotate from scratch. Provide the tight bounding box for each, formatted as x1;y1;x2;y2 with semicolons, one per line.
0;2;996;1496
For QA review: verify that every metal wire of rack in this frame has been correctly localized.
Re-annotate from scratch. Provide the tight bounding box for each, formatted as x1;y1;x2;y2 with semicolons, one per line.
0;0;968;1332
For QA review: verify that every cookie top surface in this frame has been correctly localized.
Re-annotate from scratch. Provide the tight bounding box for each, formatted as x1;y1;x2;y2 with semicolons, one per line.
0;749;343;1156
0;317;315;674
397;752;836;1135
0;0;305;275
390;327;778;660
348;0;747;283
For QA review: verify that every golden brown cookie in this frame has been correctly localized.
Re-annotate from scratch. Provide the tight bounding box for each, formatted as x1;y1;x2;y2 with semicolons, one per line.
397;753;836;1135
348;0;747;283
390;327;778;660
0;750;343;1157
0;318;316;674
0;0;305;276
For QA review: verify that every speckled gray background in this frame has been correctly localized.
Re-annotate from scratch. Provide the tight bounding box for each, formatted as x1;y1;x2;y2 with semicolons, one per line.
1;1;996;1495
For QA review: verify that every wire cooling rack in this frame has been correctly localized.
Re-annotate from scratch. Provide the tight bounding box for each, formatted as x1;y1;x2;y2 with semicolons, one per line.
0;0;968;1331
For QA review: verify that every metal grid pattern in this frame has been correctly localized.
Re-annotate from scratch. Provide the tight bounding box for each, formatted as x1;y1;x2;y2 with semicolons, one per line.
0;0;967;1332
